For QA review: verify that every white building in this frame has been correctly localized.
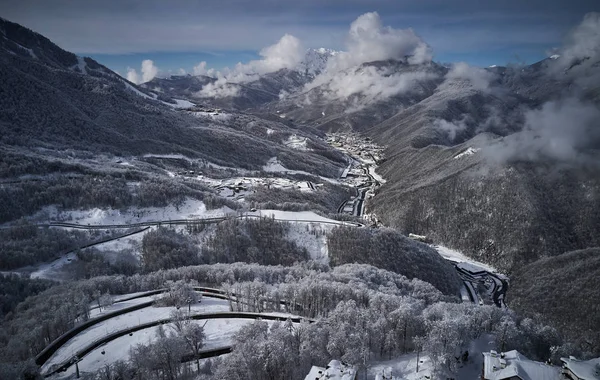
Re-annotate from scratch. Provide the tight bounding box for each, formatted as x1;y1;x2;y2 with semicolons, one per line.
482;350;560;380
561;356;600;380
304;360;357;380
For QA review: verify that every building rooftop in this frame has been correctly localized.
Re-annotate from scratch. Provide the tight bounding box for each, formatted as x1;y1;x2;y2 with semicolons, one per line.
561;356;600;379
304;360;357;380
483;350;560;380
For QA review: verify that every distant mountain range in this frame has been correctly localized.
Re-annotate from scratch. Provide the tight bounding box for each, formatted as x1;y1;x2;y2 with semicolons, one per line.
0;17;345;176
1;15;600;352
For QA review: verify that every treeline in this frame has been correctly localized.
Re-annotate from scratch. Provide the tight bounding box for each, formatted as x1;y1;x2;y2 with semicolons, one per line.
0;152;91;178
141;227;200;272
510;248;600;355
327;226;462;296
64;248;140;279
0;274;54;318
0;174;236;223
204;302;561;380
202;217;309;265
0;224;90;270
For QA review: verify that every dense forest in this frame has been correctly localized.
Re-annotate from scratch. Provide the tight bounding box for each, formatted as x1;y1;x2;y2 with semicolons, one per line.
0;263;576;380
509;248;600;354
328;226;462;296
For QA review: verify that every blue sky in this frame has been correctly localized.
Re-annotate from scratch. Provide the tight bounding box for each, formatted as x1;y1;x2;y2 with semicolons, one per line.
0;0;596;76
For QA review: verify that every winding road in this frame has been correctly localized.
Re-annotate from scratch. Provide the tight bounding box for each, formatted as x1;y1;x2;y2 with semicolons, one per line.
39;287;312;377
454;264;508;308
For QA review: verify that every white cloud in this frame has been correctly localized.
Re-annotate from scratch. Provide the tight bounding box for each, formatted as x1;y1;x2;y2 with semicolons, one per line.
193;61;216;76
257;33;304;73
434;118;469;142
327;12;432;72
485;98;600;164
125;59;159;84
141;59;158;82
178;68;186;75
321;66;437;103
298;12;436;107
197;76;240;98
548;12;600;88
446;62;495;91
195;34;304;98
126;67;139;84
560;12;600;68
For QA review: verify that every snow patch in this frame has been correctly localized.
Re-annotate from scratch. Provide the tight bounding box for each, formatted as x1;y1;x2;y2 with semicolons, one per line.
368;166;386;184
162;98;195;109
247;209;356;226
434;245;497;272
454;147;480;159
45;198;234;226
122;80;154;100
284;134;310;151
286;223;330;263
368;353;433;380
262;157;339;184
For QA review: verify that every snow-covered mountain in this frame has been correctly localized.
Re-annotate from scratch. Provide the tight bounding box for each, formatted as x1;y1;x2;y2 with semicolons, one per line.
295;47;338;76
0;17;345;173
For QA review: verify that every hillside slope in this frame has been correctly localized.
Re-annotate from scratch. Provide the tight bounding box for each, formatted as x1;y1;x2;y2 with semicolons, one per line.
509;248;600;353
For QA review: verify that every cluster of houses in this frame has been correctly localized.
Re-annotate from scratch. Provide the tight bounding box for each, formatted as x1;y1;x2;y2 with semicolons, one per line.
303;352;600;380
482;350;600;380
326;133;385;165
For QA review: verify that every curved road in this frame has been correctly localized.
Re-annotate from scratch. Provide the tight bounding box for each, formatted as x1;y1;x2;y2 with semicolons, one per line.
45;311;311;376
454;264;508;308
37;286;305;370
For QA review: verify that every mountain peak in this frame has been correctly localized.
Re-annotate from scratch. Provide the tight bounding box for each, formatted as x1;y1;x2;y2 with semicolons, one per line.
296;47;338;76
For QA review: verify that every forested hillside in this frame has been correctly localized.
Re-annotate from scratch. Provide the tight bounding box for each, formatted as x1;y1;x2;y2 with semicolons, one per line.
509;248;600;354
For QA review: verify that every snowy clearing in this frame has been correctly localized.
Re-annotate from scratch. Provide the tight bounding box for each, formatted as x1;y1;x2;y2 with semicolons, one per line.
42;199;235;225
285;223;330;263
163;98;195;109
368;166;386;184
122;81;154;100
284;134;311;151
434;245;497;273
246;209;357;226
262;157;339;184
368;353;432;380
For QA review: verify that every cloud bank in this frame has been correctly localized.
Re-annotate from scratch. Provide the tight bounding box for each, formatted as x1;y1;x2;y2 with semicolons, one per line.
559;12;600;69
434;118;469;142
196;33;304;97
327;12;432;73
445;62;495;92
546;12;600;88
485;98;600;165
297;12;437;108
319;66;437;104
